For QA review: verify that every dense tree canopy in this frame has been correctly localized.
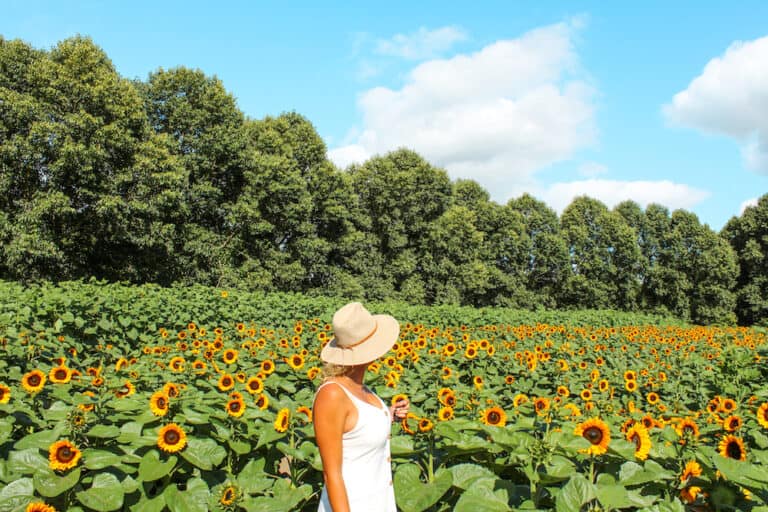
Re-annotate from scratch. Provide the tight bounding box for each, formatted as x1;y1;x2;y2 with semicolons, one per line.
1;36;763;325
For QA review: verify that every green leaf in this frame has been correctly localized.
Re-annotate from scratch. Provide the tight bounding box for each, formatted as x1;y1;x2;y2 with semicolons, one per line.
237;458;273;494
453;485;512;512
76;472;125;511
0;421;12;444
164;477;210;512
14;426;65;450
450;463;497;490
138;450;177;482
556;473;596;512
394;464;453;512
83;449;122;470
7;448;49;475
86;424;121;438
0;477;34;512
33;468;82;497
180;437;226;470
390;434;417;455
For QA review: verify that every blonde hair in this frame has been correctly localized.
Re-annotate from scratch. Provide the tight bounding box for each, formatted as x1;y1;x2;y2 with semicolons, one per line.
321;362;357;380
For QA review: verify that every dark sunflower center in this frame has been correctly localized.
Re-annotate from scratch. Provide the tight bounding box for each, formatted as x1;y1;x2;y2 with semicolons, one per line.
584;426;603;444
726;441;742;459
488;411;501;424
683;425;694;435
54;369;67;379
223;488;234;501
223;378;232;386
281;415;288;428
164;430;180;445
168;388;178;397
446;396;456;406
762;408;768;421
256;397;265;407
629;432;641;450
293;357;301;365
729;419;739;429
28;374;41;386
57;445;75;462
230;402;241;412
157;397;167;408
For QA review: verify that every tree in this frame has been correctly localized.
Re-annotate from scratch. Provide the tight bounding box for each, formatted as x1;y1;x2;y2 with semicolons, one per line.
559;196;641;310
722;196;768;325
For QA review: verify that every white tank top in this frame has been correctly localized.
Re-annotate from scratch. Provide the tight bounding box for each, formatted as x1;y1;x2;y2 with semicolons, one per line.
316;381;397;512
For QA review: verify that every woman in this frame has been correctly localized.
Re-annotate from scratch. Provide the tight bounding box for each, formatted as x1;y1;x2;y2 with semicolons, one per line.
313;302;410;512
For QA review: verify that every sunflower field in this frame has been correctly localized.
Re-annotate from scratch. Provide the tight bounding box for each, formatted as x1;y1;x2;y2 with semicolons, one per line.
1;281;767;512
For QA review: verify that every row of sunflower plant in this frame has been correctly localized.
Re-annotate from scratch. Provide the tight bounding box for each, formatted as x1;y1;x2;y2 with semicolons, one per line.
0;287;767;511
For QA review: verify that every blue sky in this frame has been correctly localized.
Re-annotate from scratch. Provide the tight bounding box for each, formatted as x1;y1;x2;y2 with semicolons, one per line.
4;1;768;230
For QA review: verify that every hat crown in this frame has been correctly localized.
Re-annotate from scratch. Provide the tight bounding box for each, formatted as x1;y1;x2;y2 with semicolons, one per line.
332;302;377;348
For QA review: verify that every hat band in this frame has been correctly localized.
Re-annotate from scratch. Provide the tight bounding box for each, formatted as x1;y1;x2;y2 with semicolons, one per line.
341;324;378;350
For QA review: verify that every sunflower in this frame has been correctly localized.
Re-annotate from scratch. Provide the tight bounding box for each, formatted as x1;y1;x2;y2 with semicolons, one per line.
164;382;180;398
680;486;703;504
21;369;46;393
674;417;700;440
391;393;408;406
222;349;239;365
480;406;507;427
218;374;235;392
219;484;239;508
274;408;290;433
504;375;515;385
625;424;651;461
245;376;264;395
441;366;453;380
556;385;570;398
418;418;434;432
442;343;457;356
719;398;737;414
226;398;246;418
580;389;593;401
438;406;454;421
115;357;129;371
158;423;187;453
169;356;185;372
513;394;529;407
534;397;550;415
473;376;484;390
150;391;170;416
287;354;305;370
598;379;609;393
255;393;269;410
48;440;82;471
0;383;10;404
192;360;207;374
296;406;313;422
49;366;71;384
718;435;746;461
625;380;638;392
260;360;275;375
115;381;135;398
681;460;702;482
307;367;321;380
723;415;742;433
623;370;637;381
400;412;419;434
25;503;57;512
646;392;660;405
437;388;454;405
229;391;244;401
563;403;582;417
757;403;768;429
574;418;611;456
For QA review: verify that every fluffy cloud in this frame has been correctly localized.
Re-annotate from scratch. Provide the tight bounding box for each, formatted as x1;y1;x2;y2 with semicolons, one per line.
375;26;467;60
330;21;596;200
538;179;710;213
664;35;768;174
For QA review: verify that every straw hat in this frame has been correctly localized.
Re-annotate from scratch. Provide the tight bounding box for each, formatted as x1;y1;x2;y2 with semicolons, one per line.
320;302;400;366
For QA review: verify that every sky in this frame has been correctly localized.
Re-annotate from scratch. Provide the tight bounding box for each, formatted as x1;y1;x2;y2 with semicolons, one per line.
3;0;768;231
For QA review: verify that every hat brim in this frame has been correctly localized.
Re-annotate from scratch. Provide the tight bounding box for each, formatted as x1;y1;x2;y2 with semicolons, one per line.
320;314;400;366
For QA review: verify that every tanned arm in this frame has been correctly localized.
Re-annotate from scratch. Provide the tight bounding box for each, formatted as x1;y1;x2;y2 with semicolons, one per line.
313;383;353;512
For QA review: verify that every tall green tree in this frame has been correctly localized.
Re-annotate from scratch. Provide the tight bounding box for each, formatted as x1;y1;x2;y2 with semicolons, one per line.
560;196;641;310
349;149;453;302
723;195;768;325
508;194;569;308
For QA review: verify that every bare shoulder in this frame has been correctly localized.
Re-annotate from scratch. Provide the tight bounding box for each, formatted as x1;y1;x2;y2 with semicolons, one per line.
314;380;349;407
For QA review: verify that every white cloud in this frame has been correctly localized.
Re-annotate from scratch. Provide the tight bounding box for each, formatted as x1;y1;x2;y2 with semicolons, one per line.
578;161;608;177
664;35;768;174
328;144;370;170
740;197;758;214
330;20;596;202
375;26;467;60
538;179;710;213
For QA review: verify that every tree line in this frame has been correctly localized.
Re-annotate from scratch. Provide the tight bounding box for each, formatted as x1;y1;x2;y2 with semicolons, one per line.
1;36;767;326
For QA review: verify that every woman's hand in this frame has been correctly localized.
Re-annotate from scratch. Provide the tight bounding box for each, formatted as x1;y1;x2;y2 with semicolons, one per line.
390;398;409;421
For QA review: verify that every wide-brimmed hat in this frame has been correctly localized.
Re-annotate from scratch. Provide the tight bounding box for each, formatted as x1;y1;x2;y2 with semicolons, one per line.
320;302;399;366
